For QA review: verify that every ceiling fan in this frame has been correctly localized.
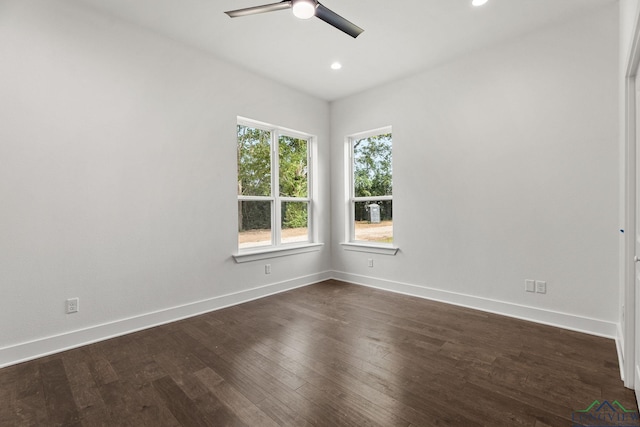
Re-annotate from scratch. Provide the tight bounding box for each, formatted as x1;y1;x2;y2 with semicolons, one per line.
224;0;364;38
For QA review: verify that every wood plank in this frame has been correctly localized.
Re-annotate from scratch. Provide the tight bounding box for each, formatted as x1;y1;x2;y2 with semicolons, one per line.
39;358;81;426
152;375;244;427
194;367;279;427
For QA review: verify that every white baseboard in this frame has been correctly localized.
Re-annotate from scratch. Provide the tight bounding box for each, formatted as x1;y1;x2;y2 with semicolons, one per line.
0;271;332;369
617;323;626;382
636;366;640;402
331;271;618;339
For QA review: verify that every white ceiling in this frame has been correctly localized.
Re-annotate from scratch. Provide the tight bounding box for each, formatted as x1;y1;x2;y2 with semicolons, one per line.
68;0;613;101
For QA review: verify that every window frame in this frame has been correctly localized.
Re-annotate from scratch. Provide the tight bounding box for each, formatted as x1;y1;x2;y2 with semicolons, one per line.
236;117;316;256
344;126;398;254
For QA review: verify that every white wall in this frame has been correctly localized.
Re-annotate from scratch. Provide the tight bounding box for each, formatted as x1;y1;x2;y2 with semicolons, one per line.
0;0;623;368
331;4;620;336
0;0;331;366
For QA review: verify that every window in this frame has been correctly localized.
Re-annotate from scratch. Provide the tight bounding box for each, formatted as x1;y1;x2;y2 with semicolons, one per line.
237;118;312;251
348;128;393;245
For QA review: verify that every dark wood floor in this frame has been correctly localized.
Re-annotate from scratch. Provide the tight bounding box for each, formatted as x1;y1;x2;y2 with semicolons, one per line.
0;280;636;426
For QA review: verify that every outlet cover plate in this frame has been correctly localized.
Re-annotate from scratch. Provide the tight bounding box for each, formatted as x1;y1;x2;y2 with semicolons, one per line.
66;298;79;314
525;280;535;292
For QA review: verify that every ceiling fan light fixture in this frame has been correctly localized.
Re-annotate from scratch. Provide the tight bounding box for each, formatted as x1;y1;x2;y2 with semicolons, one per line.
224;0;363;38
292;0;316;19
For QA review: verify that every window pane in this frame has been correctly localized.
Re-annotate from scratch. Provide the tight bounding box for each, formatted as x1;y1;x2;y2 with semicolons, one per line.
238;200;272;249
237;125;271;197
353;133;392;198
281;201;309;244
279;135;308;198
354;200;393;243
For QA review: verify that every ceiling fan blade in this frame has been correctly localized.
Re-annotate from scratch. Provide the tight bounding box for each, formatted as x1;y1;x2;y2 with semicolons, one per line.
225;1;292;18
315;3;363;38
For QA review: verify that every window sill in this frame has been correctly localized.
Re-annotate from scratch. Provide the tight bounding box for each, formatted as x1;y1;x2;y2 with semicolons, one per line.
340;242;399;256
233;243;324;263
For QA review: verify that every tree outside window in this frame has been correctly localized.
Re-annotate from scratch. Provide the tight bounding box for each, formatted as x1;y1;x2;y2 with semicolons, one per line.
349;129;393;244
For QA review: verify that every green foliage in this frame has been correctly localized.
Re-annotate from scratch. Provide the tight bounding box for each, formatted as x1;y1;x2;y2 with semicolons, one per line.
237;125;271;197
282;203;308;229
279;135;308;229
237;126;309;232
238;128;393;231
279;136;308;198
238;200;270;231
353;134;392;198
353;133;392;223
237;125;271;231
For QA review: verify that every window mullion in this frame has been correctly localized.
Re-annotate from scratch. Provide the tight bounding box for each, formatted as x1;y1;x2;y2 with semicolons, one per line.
238;195;274;201
353;196;393;202
349;138;355;242
307;139;312;243
272;130;281;247
280;197;310;202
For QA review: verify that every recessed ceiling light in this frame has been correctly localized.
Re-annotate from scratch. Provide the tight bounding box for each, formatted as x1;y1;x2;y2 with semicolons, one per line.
472;0;488;6
331;62;342;70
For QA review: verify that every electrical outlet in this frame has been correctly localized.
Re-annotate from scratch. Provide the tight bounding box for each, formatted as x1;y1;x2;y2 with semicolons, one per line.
66;297;79;314
525;280;535;292
535;280;547;294
368;259;373;268
265;264;271;275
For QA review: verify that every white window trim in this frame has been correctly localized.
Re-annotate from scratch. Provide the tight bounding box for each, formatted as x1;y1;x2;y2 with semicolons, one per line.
236;117;317;259
340;242;399;256
344;126;398;254
233;243;324;263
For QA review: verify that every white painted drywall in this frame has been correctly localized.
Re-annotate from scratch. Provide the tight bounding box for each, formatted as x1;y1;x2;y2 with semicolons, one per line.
0;0;331;365
0;0;623;367
331;4;619;330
